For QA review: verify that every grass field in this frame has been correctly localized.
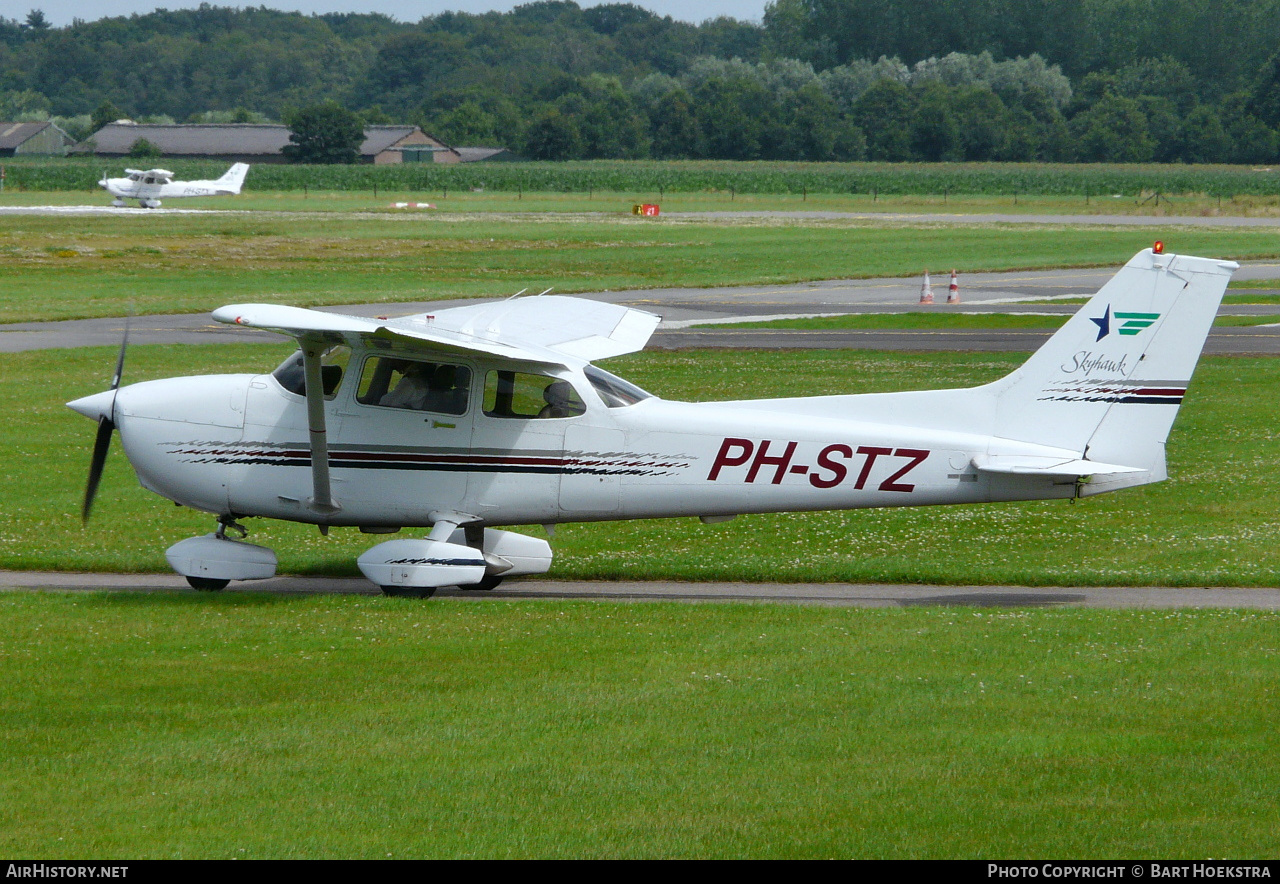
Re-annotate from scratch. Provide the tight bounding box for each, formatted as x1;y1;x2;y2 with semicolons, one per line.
6;344;1278;587
4;195;1280;859
2;205;1280;323
1;592;1276;858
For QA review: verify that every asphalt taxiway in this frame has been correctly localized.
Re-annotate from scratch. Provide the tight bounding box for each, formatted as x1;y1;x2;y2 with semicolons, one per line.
3;570;1279;609
5;262;1280;354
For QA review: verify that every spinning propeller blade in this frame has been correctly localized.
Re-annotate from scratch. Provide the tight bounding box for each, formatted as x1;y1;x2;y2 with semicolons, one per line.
81;321;129;523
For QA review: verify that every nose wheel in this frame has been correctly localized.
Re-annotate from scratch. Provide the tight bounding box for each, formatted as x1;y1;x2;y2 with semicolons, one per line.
166;517;277;592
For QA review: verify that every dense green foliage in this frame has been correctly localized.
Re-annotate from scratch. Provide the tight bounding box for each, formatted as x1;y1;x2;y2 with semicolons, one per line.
280;101;365;164
3;2;1280;164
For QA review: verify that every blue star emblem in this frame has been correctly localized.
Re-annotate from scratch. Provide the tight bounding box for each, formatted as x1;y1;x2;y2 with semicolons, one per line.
1090;305;1111;341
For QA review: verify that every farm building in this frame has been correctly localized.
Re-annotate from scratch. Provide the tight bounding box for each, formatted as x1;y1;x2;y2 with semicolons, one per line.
74;123;464;164
0;121;73;156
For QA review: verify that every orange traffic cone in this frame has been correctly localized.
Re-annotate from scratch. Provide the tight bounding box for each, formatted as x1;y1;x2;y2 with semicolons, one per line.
947;269;960;303
919;270;935;304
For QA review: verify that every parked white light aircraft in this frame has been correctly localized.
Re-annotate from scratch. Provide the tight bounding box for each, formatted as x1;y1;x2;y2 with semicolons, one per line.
99;163;250;208
68;246;1235;596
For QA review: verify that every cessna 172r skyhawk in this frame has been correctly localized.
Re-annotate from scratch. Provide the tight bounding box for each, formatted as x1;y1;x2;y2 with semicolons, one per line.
99;163;250;208
68;246;1235;596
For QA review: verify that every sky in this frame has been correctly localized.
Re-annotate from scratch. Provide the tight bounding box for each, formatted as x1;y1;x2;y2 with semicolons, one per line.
24;1;770;28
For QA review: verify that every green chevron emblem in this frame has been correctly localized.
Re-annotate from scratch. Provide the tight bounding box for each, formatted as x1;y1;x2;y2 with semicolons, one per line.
1115;312;1160;335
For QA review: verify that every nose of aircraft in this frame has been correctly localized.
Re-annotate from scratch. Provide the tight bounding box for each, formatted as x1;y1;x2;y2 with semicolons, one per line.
68;390;116;422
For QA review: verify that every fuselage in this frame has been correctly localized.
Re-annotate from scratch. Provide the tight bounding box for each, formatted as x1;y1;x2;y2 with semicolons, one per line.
101;177;231;200
99;165;247;207
84;345;1083;531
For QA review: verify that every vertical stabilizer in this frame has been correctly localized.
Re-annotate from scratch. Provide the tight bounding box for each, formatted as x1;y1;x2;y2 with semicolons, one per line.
986;248;1236;488
215;163;250;194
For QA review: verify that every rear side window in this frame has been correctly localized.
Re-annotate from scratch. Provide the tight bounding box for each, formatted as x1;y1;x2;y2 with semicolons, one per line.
356;357;470;415
483;371;585;419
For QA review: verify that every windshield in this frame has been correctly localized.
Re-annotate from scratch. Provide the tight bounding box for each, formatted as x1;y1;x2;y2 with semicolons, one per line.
271;346;350;399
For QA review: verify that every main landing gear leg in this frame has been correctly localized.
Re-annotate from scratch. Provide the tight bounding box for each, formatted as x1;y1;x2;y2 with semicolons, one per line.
465;524;503;591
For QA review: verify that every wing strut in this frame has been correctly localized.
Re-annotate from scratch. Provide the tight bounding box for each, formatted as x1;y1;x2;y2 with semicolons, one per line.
301;338;339;517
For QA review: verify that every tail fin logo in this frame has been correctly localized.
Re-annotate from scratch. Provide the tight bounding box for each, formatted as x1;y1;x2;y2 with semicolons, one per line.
1090;306;1160;340
1116;312;1160;335
1090;306;1111;340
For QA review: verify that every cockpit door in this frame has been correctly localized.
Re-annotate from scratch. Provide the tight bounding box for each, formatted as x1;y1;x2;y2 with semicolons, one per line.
333;354;476;523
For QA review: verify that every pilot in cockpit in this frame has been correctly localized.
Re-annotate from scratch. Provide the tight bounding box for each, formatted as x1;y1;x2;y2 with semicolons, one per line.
538;380;578;418
380;362;431;410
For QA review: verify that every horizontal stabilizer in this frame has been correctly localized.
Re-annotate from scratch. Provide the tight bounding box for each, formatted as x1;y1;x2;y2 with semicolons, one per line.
973;455;1146;478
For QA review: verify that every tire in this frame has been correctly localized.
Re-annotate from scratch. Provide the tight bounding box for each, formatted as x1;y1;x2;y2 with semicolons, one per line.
187;576;229;591
380;585;436;599
473;574;504;591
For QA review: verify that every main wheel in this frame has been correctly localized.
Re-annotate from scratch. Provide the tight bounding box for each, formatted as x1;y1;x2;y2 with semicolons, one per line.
380;585;436;599
187;576;229;591
473;574;504;591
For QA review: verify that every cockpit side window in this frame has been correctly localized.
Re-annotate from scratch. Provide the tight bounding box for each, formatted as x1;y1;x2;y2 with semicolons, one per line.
356;356;471;415
271;345;350;399
584;364;653;407
483;370;586;419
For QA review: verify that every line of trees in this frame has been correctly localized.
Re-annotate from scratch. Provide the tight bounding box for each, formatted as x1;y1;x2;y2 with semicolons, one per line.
2;1;1280;164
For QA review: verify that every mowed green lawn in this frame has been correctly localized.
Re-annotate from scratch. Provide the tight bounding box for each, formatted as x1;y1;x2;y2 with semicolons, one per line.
2;208;1279;323
1;593;1277;859
5;344;1279;587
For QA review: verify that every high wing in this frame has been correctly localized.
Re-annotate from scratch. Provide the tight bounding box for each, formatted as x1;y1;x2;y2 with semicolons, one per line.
123;168;173;181
213;296;660;517
212;295;661;366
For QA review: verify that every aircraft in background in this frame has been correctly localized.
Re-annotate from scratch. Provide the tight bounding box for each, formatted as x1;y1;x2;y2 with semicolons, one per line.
68;246;1236;596
99;163;250;208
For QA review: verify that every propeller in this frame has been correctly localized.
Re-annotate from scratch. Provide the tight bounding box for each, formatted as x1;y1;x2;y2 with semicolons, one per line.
82;321;129;523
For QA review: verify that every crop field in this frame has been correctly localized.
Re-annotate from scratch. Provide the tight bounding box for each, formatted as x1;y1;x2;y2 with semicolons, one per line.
8;157;1280;201
3;192;1279;859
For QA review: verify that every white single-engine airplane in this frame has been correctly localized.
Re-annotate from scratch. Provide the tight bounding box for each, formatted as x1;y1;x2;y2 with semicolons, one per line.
99;163;250;208
68;246;1235;596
